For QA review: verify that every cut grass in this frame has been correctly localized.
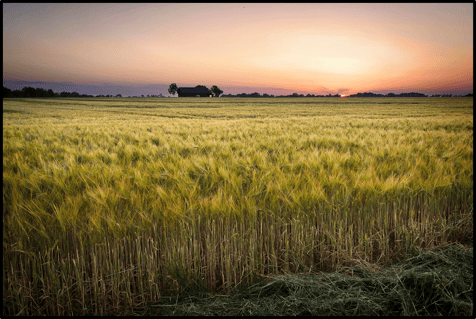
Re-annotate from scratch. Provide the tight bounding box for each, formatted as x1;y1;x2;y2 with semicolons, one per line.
139;243;473;316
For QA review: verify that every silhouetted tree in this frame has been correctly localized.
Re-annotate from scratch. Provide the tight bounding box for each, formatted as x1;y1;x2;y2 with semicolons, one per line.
168;83;178;96
211;85;223;97
3;86;12;98
22;86;37;97
35;88;47;97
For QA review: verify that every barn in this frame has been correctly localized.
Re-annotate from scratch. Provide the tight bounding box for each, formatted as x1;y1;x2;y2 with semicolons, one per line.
177;87;212;97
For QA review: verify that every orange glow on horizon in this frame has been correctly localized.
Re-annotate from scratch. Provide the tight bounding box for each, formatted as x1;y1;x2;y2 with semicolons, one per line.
2;3;473;96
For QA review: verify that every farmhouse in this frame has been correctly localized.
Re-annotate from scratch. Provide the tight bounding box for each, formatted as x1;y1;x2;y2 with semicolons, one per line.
177;87;212;97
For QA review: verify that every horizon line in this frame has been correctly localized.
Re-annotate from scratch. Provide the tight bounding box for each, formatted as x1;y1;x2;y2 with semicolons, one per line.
3;79;473;97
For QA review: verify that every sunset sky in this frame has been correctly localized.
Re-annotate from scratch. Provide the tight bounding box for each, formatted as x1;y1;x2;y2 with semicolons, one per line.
3;3;473;96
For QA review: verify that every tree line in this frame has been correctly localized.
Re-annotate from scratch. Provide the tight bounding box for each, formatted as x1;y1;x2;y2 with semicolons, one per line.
2;86;155;98
221;92;342;98
348;92;473;97
4;85;472;99
221;91;473;98
3;86;96;98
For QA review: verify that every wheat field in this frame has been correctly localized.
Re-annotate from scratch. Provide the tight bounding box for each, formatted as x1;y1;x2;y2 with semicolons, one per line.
3;97;473;315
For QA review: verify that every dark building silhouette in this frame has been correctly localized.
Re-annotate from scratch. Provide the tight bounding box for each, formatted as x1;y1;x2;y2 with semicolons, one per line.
177;87;212;97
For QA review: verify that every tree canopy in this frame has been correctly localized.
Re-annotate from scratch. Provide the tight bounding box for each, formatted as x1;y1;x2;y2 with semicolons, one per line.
168;83;178;96
211;85;223;97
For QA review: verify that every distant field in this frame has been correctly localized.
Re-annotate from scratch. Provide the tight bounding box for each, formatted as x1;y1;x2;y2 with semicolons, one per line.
3;97;473;315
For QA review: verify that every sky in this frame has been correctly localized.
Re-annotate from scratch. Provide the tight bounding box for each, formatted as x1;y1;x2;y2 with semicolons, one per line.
3;3;473;96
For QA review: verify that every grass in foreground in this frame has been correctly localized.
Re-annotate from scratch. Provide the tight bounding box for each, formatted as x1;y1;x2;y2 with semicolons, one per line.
137;243;473;316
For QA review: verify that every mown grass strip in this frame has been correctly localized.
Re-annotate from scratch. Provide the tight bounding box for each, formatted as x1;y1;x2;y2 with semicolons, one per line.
140;244;473;316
